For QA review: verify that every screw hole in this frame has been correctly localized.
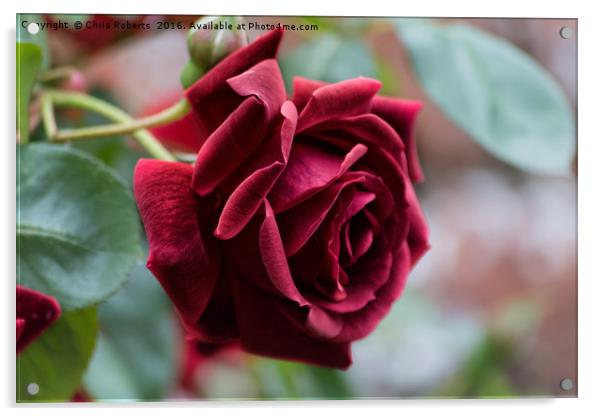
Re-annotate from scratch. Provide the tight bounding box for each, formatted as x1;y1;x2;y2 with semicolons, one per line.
26;22;40;35
559;26;572;39
27;382;39;395
560;378;574;391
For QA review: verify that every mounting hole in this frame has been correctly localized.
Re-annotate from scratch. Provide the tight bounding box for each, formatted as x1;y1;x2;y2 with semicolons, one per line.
560;378;574;391
26;22;40;35
27;382;39;395
559;26;572;39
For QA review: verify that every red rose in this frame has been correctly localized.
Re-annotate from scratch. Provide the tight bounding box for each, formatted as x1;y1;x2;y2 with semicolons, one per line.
134;30;429;369
17;285;61;354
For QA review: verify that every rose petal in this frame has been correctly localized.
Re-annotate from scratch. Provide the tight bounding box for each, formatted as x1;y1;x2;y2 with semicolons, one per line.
269;142;367;213
231;276;352;369
277;173;366;256
185;29;283;139
404;176;430;265
275;302;344;340
305;113;405;163
371;96;424;182
348;216;374;261
296;77;382;133
16;285;61;353
192;96;267;196
215;101;297;239
16;318;25;341
133;160;219;326
342;190;375;223
227;59;287;119
311;134;408;230
307;247;393;314
334;243;412;342
259;200;308;306
179;269;239;343
291;76;326;111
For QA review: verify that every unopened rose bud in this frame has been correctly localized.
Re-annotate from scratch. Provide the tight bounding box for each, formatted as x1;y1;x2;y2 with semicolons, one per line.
186;16;248;72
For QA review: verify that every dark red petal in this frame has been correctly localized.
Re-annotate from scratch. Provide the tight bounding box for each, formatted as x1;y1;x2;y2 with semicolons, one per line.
291;76;326;111
16;285;61;354
312;134;408;230
306;113;405;162
259;201;308;306
231;276;352;369
179;269;239;343
404;176;430;265
347;216;374;261
371;96;424;182
342;190;375;223
16;318;25;341
192;96;267;196
215;101;297;239
227;59;287;119
277;173;366;256
334;242;412;342
269;142;367;213
133;160;219;327
185;29;283;139
296;77;381;133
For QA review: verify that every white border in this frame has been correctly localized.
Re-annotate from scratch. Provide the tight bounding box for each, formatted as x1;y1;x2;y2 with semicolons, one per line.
2;0;601;415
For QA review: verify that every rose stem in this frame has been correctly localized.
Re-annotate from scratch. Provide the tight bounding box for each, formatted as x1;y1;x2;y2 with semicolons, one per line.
40;89;186;161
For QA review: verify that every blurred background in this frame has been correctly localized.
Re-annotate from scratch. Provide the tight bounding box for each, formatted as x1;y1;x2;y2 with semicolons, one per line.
29;15;577;400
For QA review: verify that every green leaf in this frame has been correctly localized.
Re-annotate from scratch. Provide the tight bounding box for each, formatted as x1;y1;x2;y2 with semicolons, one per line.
83;262;178;401
17;143;142;310
17;307;98;402
16;42;42;143
396;21;576;175
280;34;377;92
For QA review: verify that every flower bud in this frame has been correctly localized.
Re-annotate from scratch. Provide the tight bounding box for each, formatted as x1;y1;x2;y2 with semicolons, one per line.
186;16;248;72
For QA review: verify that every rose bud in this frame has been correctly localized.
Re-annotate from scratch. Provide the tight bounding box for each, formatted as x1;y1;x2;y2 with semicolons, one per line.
134;30;429;369
17;285;61;354
186;16;248;75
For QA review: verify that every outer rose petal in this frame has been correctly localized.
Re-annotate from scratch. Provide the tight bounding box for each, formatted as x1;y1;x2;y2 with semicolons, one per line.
185;29;283;140
16;285;61;354
231;276;352;369
227;59;287;119
371;96;424;182
404;176;430;265
296;77;382;133
133;160;219;327
291;76;326;111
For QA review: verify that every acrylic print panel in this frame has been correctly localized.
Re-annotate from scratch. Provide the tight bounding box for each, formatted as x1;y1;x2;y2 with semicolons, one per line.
16;14;577;402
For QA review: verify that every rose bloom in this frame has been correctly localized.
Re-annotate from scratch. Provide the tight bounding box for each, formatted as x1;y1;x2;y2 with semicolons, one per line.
17;285;61;354
134;29;429;369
